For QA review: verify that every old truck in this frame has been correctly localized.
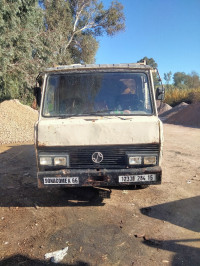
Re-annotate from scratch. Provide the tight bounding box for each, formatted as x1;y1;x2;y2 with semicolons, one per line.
34;63;164;188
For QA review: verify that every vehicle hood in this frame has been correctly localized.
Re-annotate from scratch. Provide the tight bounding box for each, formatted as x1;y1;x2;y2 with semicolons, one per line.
36;116;162;147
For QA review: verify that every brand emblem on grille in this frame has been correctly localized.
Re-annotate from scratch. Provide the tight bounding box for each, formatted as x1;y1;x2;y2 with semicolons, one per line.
92;152;103;163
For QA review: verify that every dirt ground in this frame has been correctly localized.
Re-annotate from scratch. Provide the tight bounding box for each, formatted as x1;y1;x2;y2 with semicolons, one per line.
0;124;200;266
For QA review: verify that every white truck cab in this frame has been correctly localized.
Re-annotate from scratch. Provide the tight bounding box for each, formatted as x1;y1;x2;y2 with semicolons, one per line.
34;63;164;188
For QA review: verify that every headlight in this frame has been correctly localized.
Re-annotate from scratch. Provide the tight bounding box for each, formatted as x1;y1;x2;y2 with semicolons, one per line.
128;156;142;165
54;157;67;166
39;154;69;167
144;156;157;165
39;156;52;166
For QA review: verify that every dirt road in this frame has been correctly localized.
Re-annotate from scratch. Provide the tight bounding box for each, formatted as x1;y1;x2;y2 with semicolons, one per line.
0;124;200;266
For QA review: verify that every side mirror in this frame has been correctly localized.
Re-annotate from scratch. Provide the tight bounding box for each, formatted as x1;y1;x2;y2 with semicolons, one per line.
156;86;165;101
33;87;41;107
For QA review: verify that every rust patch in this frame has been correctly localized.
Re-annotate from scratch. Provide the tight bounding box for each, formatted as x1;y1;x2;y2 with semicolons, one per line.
87;176;109;182
38;178;44;188
38;142;47;147
62;169;71;174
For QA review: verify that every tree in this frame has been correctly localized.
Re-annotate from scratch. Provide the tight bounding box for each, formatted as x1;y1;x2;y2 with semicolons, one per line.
0;0;44;102
173;72;187;87
172;71;200;89
185;71;200;89
137;56;158;68
41;0;125;64
0;0;125;103
137;56;160;87
164;71;172;85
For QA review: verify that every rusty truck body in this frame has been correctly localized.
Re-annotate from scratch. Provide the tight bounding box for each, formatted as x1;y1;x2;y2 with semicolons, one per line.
34;63;164;188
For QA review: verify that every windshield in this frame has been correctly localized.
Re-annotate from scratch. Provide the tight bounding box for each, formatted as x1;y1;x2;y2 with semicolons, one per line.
43;72;153;117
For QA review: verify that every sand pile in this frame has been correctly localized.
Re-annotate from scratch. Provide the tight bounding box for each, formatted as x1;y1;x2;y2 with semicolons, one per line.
160;102;189;119
0;100;38;144
157;102;172;115
165;102;200;128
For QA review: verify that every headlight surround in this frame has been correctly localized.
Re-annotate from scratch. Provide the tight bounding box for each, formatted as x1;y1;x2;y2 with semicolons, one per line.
128;156;142;165
144;156;157;165
127;153;157;166
39;156;53;166
39;154;69;167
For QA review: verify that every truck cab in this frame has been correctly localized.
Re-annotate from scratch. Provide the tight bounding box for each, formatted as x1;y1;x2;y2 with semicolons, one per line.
34;63;164;188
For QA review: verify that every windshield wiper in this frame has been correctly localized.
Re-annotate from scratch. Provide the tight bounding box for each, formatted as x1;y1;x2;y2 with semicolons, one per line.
84;109;113;115
58;114;82;119
58;110;113;118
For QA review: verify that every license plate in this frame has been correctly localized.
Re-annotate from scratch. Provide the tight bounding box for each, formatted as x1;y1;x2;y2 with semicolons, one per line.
44;177;79;185
119;174;156;183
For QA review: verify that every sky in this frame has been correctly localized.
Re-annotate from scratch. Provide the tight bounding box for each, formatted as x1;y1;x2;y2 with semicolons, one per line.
95;0;200;83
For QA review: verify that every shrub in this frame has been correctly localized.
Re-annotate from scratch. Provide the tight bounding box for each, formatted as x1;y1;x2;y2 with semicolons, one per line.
164;87;200;106
188;89;200;103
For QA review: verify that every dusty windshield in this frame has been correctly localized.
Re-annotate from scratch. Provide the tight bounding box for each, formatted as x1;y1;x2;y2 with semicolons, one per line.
43;72;153;117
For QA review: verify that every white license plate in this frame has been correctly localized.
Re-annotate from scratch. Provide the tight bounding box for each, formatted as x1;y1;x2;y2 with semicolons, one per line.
44;177;79;185
119;174;156;183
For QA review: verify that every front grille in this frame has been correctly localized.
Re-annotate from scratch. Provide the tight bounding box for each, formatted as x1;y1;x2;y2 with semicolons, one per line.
40;144;160;169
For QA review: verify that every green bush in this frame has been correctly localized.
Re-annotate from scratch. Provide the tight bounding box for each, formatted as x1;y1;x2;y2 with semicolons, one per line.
188;90;200;103
164;87;200;106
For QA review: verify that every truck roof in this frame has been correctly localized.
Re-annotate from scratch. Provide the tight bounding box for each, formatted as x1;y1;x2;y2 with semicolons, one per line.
43;63;154;74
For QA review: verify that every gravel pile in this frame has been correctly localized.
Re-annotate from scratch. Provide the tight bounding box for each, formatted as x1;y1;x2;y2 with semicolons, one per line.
165;102;200;128
0;100;38;144
157;102;172;115
160;102;189;118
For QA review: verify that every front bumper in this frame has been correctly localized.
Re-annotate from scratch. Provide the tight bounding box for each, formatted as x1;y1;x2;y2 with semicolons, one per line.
37;166;162;188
